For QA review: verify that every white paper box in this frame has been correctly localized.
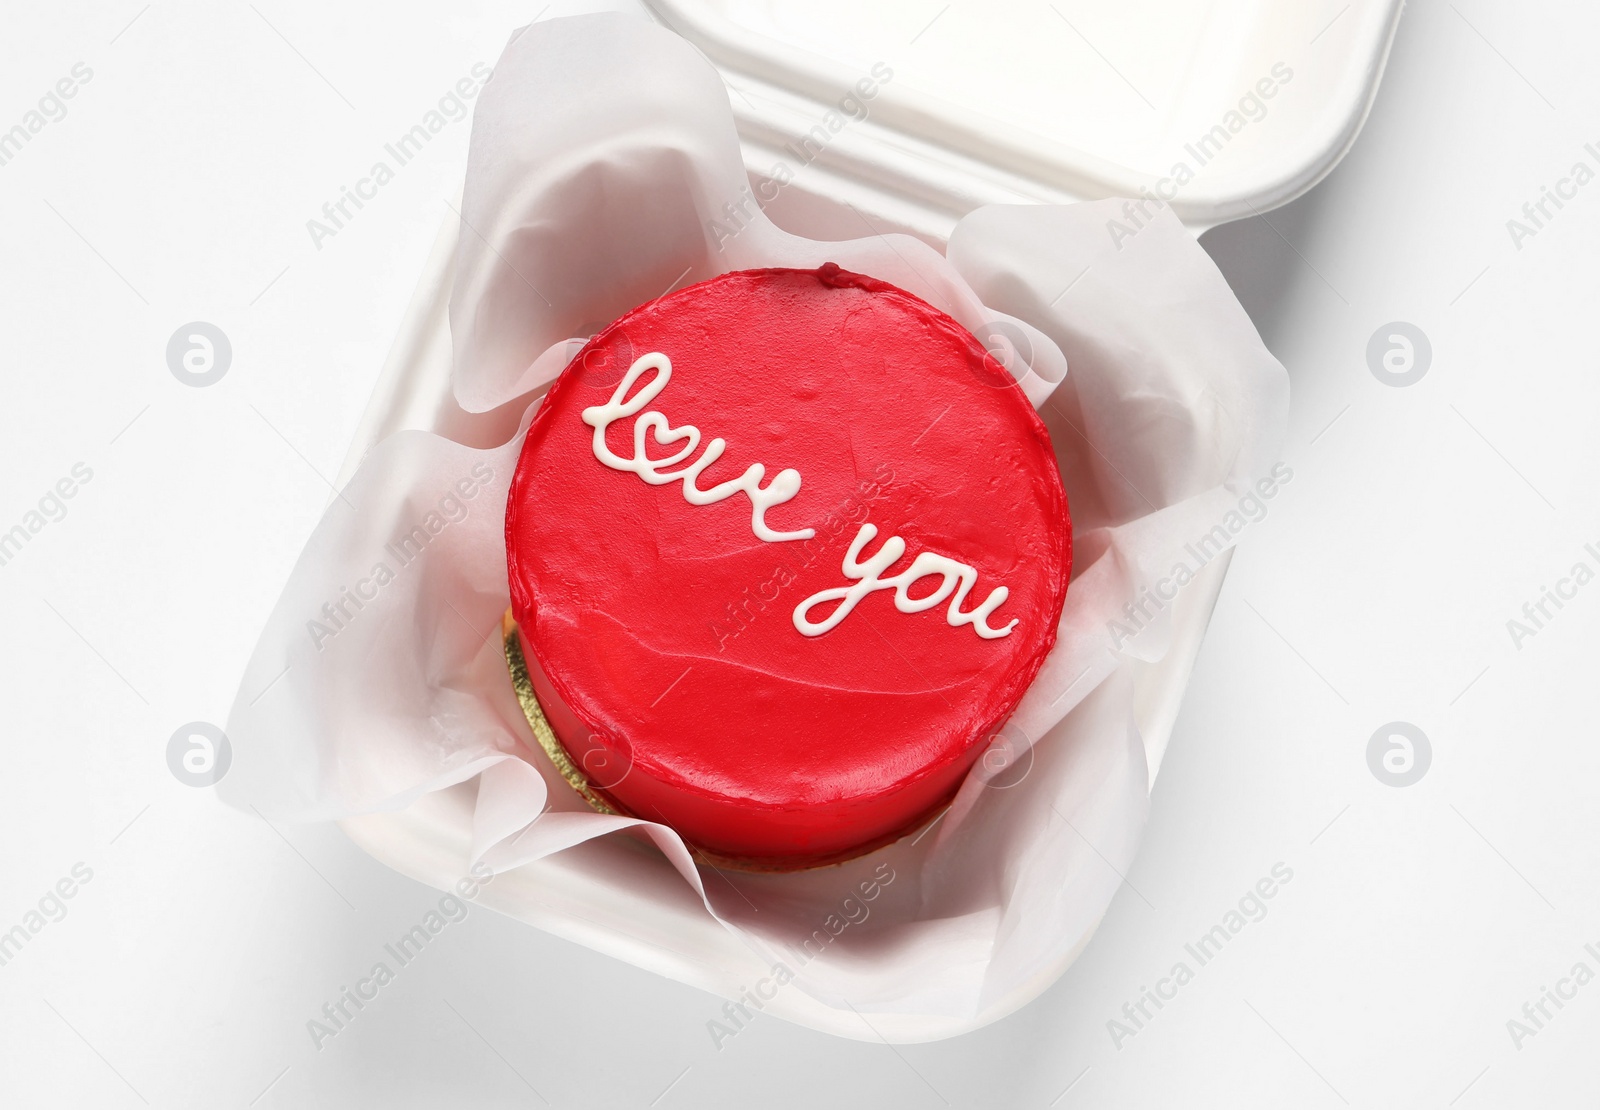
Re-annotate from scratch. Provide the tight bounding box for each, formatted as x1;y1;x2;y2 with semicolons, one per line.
273;2;1397;1042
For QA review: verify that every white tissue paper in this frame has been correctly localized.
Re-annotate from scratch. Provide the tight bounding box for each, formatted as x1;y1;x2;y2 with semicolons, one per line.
224;11;1288;1041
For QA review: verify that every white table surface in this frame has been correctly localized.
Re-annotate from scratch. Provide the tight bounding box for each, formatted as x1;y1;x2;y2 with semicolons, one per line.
2;2;1596;1107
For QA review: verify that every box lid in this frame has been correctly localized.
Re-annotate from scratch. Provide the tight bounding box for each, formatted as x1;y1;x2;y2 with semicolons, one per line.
647;0;1405;235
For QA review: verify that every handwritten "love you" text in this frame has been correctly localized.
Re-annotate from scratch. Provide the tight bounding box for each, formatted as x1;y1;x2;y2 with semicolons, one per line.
583;351;1015;640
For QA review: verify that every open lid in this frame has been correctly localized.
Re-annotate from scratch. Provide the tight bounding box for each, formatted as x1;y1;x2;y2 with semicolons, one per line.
646;0;1405;236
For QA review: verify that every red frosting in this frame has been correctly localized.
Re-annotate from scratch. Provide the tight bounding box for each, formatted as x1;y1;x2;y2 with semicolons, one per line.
506;266;1070;866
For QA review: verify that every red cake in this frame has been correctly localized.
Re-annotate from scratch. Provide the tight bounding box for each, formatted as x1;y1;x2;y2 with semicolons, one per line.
504;265;1070;868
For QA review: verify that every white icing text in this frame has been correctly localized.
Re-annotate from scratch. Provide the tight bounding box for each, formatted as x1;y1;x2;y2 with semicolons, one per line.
792;523;1016;639
582;353;815;543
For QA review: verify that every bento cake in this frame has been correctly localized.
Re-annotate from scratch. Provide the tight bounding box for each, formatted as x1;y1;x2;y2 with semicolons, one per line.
504;265;1071;868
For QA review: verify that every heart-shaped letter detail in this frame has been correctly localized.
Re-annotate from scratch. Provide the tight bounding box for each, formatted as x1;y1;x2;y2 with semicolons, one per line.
633;411;699;472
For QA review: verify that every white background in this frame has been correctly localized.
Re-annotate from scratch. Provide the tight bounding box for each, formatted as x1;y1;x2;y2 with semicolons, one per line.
2;2;1597;1107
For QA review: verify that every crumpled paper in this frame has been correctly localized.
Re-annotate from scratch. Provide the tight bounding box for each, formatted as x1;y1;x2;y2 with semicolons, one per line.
225;11;1287;1029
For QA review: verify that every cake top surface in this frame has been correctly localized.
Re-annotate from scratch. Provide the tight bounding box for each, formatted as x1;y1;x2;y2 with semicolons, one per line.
506;265;1070;813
